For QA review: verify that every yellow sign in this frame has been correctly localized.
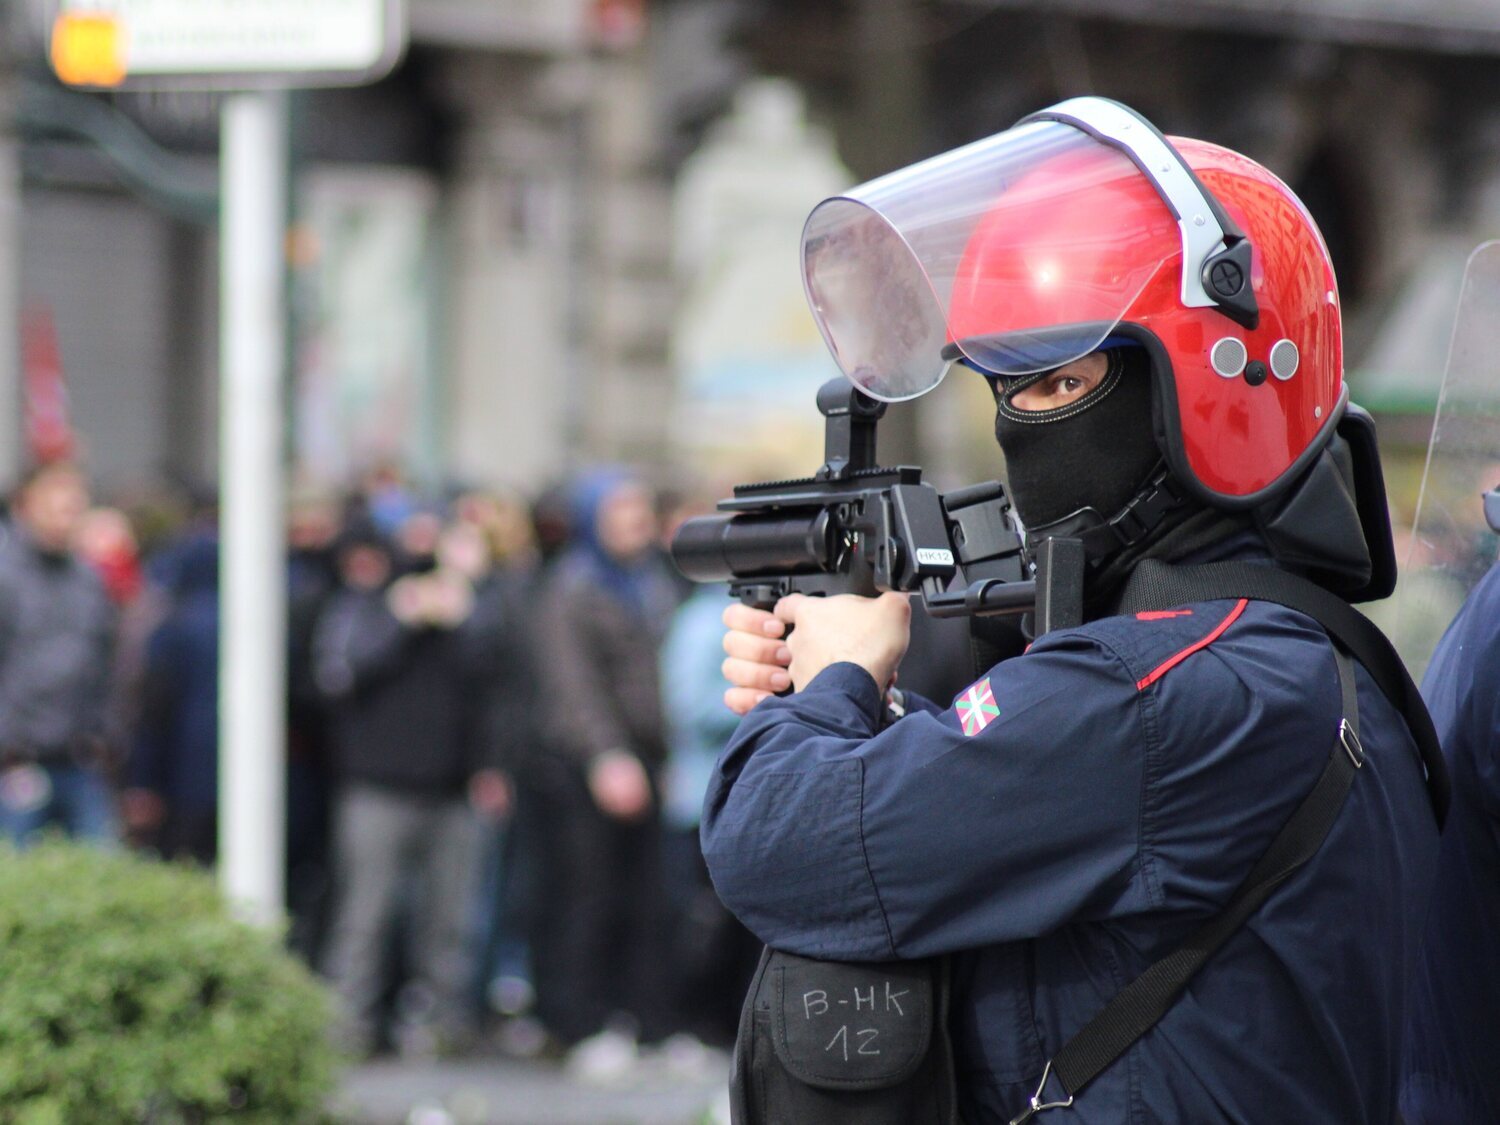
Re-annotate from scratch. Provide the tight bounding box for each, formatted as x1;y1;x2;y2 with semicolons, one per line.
50;13;127;88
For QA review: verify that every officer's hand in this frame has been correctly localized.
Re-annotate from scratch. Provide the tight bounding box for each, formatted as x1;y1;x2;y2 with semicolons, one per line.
775;592;910;694
721;603;793;714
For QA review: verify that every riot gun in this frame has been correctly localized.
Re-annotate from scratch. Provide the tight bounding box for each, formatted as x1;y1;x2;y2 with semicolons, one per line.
669;379;1085;632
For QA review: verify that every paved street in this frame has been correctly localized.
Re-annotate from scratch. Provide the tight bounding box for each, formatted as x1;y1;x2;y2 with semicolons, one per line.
338;1056;730;1125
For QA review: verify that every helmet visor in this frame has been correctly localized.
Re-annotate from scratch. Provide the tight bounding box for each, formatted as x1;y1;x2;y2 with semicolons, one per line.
801;119;1179;401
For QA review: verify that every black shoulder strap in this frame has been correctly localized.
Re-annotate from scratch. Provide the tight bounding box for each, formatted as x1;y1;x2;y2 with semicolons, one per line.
1007;560;1447;1123
1012;650;1365;1122
1115;559;1448;828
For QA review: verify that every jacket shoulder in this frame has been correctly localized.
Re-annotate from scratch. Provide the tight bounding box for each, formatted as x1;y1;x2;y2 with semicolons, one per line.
1053;597;1327;692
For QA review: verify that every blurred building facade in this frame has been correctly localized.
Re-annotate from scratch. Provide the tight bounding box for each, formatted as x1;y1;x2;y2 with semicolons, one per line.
3;0;1500;496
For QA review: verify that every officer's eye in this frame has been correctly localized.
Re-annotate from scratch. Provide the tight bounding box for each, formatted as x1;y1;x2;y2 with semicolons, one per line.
1006;353;1107;411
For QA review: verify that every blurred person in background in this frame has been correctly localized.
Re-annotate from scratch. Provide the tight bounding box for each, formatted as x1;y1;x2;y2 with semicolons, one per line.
285;483;345;963
659;577;759;1049
112;487;217;831
0;462;120;845
79;500;172;818
455;486;560;1050
393;506;445;574
360;460;419;538
74;506;144;607
531;469;682;1079
529;481;575;571
437;511;542;1039
121;528;219;863
455;487;542;578
314;517;507;1058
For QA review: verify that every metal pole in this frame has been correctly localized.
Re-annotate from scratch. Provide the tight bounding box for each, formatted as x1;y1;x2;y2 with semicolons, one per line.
219;91;288;925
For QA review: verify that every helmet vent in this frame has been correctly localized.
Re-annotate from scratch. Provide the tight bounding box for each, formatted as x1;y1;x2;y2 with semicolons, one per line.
1270;339;1300;380
1210;337;1248;378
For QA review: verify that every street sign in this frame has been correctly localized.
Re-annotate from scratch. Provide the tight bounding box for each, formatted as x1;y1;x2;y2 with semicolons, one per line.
47;0;406;89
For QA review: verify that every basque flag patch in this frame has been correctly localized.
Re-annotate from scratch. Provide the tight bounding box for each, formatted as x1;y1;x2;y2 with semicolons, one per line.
955;677;1000;737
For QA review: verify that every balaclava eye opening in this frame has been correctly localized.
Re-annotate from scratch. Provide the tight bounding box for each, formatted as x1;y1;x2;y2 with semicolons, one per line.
992;347;1163;533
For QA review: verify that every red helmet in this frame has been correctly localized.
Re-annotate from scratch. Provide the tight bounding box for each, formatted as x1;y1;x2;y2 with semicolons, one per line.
802;97;1392;597
947;125;1342;508
803;96;1345;509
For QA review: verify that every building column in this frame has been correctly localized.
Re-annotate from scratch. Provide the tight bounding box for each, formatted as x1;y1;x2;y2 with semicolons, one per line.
851;0;925;468
440;56;582;489
0;62;22;482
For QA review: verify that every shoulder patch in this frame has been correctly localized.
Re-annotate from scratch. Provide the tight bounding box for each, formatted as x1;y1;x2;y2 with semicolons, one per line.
955;677;1000;737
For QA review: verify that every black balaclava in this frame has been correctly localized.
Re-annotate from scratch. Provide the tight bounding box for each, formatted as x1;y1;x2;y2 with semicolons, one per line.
990;345;1256;608
992;347;1161;531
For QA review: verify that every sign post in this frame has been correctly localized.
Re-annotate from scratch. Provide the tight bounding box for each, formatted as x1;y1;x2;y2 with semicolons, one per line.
218;90;289;925
47;0;406;925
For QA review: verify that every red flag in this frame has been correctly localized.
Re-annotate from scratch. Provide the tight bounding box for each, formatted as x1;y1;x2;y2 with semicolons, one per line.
20;305;75;463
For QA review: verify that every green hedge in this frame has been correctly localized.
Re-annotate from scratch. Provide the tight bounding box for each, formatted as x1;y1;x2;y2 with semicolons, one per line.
0;843;338;1124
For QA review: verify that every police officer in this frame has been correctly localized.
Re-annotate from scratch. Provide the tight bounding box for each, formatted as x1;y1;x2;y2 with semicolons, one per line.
1400;485;1500;1123
702;98;1441;1122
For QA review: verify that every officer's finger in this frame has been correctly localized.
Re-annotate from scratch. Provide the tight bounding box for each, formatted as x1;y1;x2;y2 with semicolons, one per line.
725;686;772;715
723;656;793;694
724;602;785;638
773;593;808;626
723;630;791;666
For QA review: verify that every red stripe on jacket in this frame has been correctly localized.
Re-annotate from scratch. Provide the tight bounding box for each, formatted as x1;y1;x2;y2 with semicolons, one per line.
1136;599;1249;691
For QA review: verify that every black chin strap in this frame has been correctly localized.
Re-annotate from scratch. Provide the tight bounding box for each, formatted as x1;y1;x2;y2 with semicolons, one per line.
1027;465;1187;563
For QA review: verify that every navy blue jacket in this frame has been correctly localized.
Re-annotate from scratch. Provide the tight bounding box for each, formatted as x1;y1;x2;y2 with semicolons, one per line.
702;590;1438;1122
1400;562;1500;1123
129;535;219;812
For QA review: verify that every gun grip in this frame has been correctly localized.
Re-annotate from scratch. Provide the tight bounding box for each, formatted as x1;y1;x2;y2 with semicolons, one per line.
774;621;795;698
735;583;785;613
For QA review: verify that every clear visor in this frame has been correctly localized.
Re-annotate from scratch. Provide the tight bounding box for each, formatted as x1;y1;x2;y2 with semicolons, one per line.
801;119;1177;402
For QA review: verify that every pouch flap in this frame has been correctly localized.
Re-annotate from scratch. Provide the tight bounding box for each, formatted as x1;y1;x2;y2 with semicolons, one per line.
769;951;934;1090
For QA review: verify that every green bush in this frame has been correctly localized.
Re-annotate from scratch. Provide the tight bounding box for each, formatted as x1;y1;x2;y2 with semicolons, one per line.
0;843;338;1124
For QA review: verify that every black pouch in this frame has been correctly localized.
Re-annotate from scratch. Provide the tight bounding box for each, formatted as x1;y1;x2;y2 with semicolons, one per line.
729;946;960;1125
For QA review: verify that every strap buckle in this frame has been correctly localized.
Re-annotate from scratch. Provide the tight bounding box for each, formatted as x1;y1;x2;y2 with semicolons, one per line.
1008;1060;1075;1125
1339;719;1365;769
1103;470;1186;551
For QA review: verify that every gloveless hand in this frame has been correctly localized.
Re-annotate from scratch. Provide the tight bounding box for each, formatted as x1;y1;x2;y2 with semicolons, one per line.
720;592;910;715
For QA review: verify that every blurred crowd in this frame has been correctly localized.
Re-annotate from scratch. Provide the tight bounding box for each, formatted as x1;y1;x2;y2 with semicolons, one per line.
0;457;773;1080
